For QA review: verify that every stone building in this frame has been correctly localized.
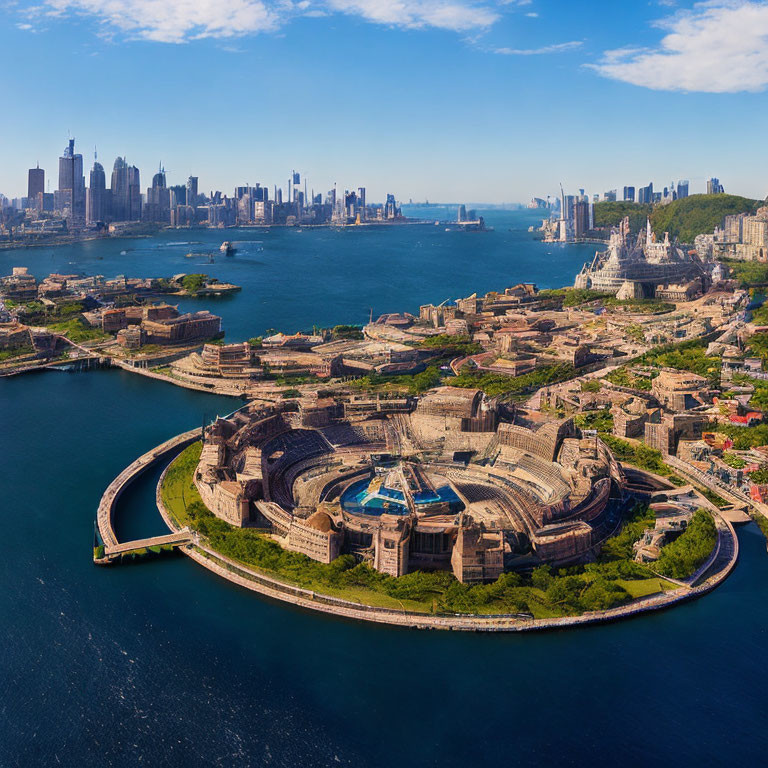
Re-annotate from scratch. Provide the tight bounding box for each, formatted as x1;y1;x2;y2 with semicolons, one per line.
644;413;705;456
0;322;32;350
200;342;255;377
611;397;655;439
451;520;504;584
651;370;711;412
286;511;343;564
192;393;622;584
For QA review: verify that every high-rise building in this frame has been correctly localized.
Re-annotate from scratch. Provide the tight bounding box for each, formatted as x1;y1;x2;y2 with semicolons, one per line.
637;182;654;205
358;187;366;220
110;157;141;221
559;185;574;221
707;178;724;195
57;139;86;226
676;180;689;199
110;157;129;221
623;186;635;202
27;165;45;210
169;184;187;208
86;159;107;224
573;200;590;239
127;164;141;220
186;176;199;208
144;166;171;223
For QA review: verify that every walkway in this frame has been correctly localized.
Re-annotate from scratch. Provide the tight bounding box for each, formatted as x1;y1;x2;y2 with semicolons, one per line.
95;427;201;555
97;531;195;563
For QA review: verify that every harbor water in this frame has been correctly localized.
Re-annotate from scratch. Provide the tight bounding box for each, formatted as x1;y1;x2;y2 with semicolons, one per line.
1;209;767;766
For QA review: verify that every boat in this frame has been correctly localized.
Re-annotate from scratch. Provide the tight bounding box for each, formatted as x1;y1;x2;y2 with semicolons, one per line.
220;241;236;256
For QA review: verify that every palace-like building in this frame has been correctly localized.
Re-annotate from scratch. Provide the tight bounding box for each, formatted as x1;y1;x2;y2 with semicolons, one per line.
194;388;625;583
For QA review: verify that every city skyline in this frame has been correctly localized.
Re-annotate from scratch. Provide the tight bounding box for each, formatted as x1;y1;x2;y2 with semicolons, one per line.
3;1;768;201
5;136;737;210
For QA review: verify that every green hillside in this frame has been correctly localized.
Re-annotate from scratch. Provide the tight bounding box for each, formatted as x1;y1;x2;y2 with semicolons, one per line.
592;201;652;232
650;193;760;243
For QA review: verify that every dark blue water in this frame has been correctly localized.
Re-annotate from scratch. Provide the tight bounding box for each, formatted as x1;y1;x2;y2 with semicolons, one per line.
0;208;589;341
2;210;768;766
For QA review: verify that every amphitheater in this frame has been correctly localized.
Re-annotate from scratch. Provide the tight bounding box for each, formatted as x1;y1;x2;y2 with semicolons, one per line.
194;387;625;584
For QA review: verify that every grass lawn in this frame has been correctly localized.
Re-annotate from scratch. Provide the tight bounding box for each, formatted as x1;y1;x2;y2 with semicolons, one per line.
161;442;203;528
618;578;675;598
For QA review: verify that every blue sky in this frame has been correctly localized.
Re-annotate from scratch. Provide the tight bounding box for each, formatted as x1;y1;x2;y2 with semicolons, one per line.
3;0;768;203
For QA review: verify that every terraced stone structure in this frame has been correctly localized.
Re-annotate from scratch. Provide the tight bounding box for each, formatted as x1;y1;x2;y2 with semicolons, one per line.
194;387;625;584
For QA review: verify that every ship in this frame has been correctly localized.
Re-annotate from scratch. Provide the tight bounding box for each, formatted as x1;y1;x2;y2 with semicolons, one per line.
220;241;236;256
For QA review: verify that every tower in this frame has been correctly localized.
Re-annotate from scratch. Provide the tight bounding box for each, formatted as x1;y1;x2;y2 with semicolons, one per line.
27;165;44;210
87;153;107;225
57;138;86;226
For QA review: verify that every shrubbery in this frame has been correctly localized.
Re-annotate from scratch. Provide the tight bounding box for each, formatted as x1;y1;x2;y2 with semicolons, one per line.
451;363;576;398
655;510;717;579
419;334;482;356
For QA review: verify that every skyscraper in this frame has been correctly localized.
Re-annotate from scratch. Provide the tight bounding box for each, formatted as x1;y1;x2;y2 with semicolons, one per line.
637;182;654;205
127;164;141;220
87;159;107;225
57;138;86;226
110;157;129;221
144;165;170;223
707;178;724;195
186;176;199;208
623;186;635;202
676;180;689;199
573;200;590;239
110;157;141;221
358;187;366;220
27;165;44;210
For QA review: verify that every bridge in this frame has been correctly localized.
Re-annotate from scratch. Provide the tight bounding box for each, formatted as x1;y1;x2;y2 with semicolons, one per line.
95;403;252;566
94;427;202;564
97;530;195;563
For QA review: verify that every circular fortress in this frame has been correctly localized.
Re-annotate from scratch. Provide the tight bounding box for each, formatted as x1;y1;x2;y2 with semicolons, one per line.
195;387;624;583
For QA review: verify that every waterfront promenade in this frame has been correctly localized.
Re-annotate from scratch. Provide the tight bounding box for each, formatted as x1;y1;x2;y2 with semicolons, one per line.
143;431;740;633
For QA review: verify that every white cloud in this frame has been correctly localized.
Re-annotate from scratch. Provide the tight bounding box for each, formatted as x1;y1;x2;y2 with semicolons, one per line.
591;1;768;93
22;0;500;41
39;0;282;42
495;40;581;55
324;0;498;31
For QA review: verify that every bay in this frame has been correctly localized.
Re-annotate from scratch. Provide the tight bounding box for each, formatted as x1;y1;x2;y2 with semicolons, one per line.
1;209;766;767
